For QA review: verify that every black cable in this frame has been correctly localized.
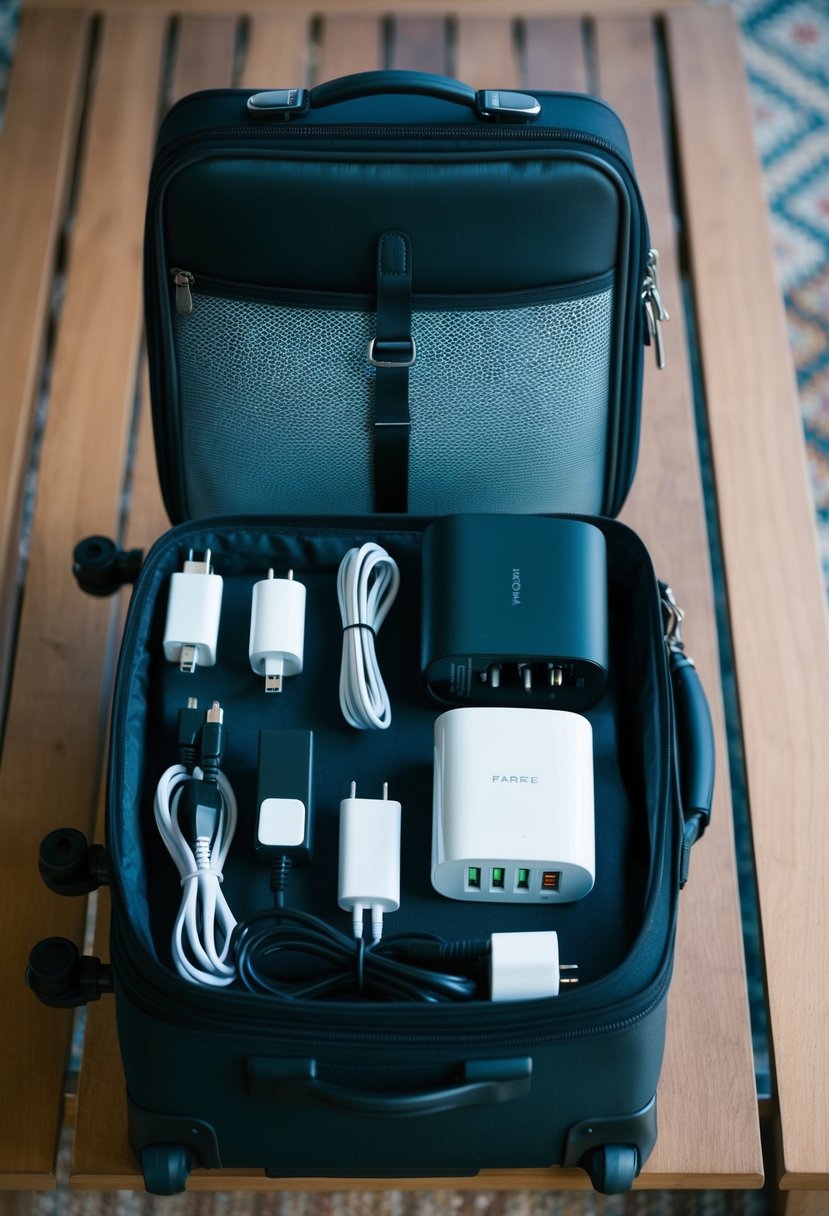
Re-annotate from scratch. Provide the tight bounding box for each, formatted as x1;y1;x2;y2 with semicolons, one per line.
233;907;482;1002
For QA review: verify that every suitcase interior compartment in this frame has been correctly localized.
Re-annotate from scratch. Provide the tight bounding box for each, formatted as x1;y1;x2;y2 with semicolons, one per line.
113;516;671;1001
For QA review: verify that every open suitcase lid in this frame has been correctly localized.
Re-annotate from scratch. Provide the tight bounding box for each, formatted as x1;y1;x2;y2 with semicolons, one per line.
143;70;663;526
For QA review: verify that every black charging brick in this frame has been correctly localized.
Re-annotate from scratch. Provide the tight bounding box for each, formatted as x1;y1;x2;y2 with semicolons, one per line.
421;515;608;710
255;729;314;865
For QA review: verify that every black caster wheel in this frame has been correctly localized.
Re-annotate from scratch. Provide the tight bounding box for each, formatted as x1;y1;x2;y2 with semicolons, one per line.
141;1144;194;1195
72;535;143;596
582;1143;639;1194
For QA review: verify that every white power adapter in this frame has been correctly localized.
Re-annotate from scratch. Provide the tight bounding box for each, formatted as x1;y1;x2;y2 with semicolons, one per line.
163;550;223;673
338;782;401;942
249;568;306;692
432;707;595;903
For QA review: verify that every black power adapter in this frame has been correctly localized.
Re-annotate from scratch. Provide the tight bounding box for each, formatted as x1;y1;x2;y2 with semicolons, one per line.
255;729;314;868
421;515;608;710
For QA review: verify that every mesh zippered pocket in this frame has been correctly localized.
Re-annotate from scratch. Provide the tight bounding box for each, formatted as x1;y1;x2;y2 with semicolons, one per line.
171;274;615;518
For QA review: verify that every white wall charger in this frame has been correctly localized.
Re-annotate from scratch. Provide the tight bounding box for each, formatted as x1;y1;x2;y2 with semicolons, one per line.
249;568;306;693
163;550;223;673
432;706;595;903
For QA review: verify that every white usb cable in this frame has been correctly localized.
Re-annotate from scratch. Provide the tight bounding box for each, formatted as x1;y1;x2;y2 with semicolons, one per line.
336;542;400;730
154;711;239;987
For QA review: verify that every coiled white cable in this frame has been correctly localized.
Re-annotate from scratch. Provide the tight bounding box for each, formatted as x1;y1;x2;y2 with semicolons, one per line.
337;542;400;730
153;763;238;986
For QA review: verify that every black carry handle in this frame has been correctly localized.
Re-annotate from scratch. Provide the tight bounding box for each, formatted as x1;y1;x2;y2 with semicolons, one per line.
670;651;715;887
661;584;715;887
247;72;540;123
247;1056;531;1117
309;70;478;110
670;653;715;827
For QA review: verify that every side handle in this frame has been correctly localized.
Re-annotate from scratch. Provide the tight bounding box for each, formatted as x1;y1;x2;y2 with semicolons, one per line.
661;584;715;887
669;651;715;887
247;1056;532;1117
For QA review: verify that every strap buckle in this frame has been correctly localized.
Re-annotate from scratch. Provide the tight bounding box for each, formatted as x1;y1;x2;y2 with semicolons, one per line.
368;337;417;368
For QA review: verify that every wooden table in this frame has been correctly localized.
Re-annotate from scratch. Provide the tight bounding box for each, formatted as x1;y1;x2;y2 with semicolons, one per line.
1;1;826;1205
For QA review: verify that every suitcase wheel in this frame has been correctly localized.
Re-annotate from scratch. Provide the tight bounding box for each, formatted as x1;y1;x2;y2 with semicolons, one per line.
582;1144;639;1194
140;1144;194;1195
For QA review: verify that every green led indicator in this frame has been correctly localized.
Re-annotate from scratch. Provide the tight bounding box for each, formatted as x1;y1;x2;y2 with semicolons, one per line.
492;867;505;889
467;867;481;888
517;868;530;889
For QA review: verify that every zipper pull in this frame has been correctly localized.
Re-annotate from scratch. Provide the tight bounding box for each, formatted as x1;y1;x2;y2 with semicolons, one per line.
642;248;668;370
170;268;194;316
660;583;686;657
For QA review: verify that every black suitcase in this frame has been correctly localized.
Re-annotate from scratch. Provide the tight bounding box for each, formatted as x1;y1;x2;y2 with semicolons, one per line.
28;71;710;1197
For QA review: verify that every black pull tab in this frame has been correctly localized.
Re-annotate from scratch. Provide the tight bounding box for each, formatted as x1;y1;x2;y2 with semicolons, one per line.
72;535;143;596
369;232;413;513
476;90;541;123
246;89;310;119
26;938;113;1008
39;828;109;896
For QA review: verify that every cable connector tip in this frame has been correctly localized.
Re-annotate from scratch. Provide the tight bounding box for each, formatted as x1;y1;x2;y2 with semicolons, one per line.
179;644;198;674
264;656;284;693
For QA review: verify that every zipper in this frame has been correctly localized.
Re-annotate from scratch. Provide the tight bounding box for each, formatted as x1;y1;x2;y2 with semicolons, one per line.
151;121;640;188
170;268;194;315
642;247;668;370
167;266;617;318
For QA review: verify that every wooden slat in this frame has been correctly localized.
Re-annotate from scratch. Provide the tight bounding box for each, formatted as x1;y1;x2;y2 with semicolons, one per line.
786;1196;829;1216
70;20;238;1185
0;11;166;1190
173;15;237;96
523;18;588;92
242;14;312;87
390;16;448;74
0;8;88;730
597;15;763;1186
316;15;384;80
455;16;520;86
667;5;829;1193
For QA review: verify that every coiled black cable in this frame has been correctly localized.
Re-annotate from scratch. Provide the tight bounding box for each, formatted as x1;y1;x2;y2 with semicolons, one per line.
233;907;482;1002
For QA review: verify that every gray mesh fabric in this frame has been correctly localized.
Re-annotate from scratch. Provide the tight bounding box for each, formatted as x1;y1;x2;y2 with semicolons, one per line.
174;287;614;517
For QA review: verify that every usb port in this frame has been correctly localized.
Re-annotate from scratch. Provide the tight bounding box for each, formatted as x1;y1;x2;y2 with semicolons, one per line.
516;867;530;891
467;866;481;890
541;870;561;891
491;867;505;889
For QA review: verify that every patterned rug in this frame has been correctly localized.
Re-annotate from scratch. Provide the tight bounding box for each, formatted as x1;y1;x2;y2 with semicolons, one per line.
1;0;826;1212
730;0;829;585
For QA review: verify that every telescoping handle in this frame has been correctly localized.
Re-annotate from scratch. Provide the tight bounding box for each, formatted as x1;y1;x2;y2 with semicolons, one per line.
247;70;541;124
247;1056;532;1116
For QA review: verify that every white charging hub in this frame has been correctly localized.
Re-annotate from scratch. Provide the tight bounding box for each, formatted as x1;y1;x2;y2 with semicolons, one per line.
432;706;595;903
